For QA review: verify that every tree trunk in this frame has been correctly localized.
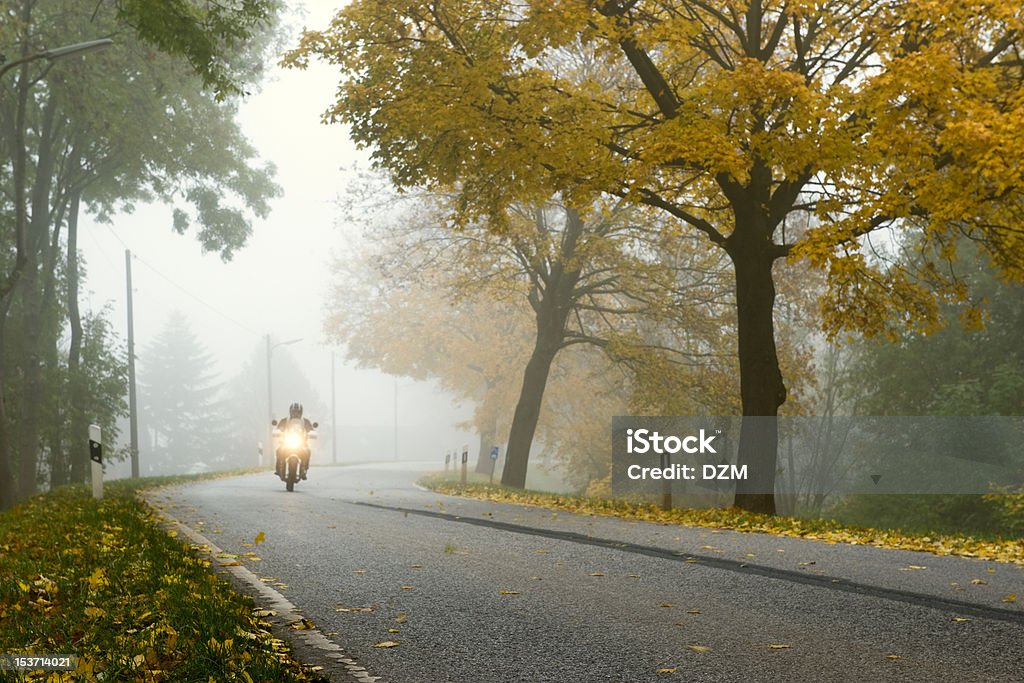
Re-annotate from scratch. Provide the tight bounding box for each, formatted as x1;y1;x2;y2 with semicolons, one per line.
0;303;14;510
0;11;33;508
727;236;787;515
499;207;584;489
40;185;69;489
474;418;496;474
15;98;60;499
66;186;89;484
500;332;560;489
17;259;43;498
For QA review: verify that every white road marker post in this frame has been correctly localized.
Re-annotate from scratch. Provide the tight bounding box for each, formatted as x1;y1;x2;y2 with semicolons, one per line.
88;424;103;500
460;445;469;486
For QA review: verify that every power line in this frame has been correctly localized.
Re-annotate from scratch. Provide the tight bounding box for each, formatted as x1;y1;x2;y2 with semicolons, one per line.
103;225;262;338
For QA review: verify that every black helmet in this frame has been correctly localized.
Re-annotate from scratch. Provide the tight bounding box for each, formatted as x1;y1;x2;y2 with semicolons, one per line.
289;402;303;418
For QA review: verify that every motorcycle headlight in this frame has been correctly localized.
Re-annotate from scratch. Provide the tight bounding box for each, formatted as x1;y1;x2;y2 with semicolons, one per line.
284;432;304;449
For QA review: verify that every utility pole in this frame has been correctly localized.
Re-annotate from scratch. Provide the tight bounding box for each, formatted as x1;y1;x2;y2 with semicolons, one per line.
393;376;398;461
125;250;139;478
331;351;337;464
265;335;302;468
265;334;272;468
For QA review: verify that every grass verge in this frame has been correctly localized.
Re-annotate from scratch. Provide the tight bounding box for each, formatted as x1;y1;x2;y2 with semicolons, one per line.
420;473;1024;566
0;471;328;682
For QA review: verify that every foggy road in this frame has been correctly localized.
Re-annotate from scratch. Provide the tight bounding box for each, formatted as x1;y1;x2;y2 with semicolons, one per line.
148;465;1024;683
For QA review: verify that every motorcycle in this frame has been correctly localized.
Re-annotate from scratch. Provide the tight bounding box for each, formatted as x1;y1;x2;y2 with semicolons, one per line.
271;417;318;491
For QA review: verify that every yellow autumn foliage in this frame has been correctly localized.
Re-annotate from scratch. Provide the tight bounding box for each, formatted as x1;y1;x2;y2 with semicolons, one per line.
288;0;1024;339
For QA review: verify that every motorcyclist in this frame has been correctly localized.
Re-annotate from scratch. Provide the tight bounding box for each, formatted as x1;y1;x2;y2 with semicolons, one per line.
273;402;316;480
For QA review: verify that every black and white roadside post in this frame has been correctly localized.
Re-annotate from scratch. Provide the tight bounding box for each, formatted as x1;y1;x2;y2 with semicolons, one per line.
88;424;103;500
460;446;469;486
444;452;451;472
489;446;500;485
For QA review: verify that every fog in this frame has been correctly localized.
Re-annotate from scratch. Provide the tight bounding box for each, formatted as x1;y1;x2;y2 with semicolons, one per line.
78;0;474;475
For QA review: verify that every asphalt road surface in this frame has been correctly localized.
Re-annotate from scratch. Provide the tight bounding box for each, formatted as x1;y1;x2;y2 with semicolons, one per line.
147;463;1024;683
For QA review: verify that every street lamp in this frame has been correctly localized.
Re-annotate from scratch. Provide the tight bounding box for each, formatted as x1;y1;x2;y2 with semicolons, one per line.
265;335;302;466
0;38;114;79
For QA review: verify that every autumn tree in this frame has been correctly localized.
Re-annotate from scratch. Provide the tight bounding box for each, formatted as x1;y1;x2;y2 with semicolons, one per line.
289;1;1024;513
326;171;714;488
327;246;531;472
327;194;642;485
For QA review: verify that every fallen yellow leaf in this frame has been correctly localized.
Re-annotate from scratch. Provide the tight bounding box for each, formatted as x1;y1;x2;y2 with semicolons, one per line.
655;668;678;674
767;644;791;649
85;568;109;590
687;645;711;653
373;641;400;648
1001;594;1017;603
255;531;265;544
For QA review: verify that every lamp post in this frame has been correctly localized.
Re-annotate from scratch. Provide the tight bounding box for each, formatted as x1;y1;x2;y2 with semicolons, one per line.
0;38;114;79
3;37;115;296
331;351;337;465
265;335;302;466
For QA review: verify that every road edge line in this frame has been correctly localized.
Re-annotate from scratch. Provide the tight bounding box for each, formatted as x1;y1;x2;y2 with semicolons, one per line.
139;492;387;683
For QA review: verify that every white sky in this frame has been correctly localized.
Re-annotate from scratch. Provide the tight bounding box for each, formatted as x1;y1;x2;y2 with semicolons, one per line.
78;1;474;457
